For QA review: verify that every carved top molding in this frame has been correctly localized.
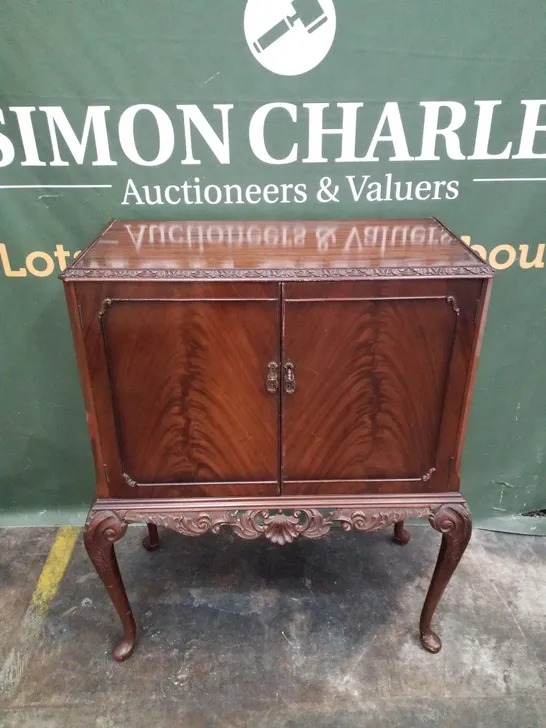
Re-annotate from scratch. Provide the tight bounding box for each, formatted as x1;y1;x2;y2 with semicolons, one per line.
64;265;492;282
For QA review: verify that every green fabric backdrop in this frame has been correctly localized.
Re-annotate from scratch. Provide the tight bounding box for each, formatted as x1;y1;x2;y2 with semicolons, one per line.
1;0;545;531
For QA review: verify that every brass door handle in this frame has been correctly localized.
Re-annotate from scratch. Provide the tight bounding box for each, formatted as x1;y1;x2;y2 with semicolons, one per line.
284;362;296;394
266;362;279;394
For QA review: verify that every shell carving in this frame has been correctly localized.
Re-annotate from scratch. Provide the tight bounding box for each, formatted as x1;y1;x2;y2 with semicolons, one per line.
261;512;302;545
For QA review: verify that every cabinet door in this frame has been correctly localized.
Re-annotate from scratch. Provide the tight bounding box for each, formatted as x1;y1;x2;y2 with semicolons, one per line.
79;283;280;496
281;281;480;494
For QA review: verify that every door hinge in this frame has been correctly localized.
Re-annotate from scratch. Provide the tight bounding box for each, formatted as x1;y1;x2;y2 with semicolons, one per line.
103;464;110;484
77;304;84;330
448;457;455;482
474;299;481;324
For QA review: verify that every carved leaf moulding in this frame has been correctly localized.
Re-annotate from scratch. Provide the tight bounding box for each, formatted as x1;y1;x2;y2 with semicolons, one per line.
65;265;492;281
99;506;437;545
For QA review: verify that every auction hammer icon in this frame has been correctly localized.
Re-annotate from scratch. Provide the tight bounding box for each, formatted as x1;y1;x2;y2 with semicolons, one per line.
253;0;328;53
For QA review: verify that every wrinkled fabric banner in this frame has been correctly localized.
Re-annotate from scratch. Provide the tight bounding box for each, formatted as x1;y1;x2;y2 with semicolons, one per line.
0;0;545;531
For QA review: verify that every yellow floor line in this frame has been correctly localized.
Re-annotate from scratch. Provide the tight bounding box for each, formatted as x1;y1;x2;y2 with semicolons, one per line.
0;526;80;698
30;526;80;616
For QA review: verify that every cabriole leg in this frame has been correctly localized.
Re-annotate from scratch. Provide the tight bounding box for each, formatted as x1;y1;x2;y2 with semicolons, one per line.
143;523;160;551
420;503;472;653
83;507;136;661
393;520;411;545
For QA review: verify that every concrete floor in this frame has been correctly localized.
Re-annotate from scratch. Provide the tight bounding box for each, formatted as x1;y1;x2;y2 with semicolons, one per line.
0;524;545;727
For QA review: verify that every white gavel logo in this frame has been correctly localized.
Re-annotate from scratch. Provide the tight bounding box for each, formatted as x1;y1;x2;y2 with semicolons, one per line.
244;0;336;76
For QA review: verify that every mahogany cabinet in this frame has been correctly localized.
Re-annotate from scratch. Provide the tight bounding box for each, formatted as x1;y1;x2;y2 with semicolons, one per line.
61;218;494;660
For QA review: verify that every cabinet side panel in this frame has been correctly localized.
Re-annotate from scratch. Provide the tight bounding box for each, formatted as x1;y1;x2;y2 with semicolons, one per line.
63;282;107;497
430;278;484;492
453;278;493;484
